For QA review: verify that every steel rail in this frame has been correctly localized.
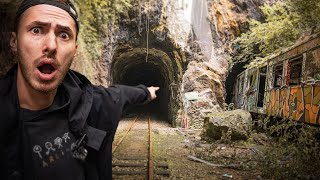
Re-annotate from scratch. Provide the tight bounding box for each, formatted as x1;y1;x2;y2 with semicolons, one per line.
112;116;138;153
112;116;156;179
148;116;153;180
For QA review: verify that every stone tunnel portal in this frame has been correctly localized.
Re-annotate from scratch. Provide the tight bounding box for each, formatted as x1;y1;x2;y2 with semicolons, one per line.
111;48;175;122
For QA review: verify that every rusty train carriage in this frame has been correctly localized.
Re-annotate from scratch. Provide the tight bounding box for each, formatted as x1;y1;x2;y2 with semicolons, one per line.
234;31;320;125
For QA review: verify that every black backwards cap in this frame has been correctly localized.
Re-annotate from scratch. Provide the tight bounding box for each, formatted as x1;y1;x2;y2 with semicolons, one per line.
14;0;80;35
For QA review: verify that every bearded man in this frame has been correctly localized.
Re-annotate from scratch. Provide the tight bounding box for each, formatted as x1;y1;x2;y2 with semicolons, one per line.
0;0;159;179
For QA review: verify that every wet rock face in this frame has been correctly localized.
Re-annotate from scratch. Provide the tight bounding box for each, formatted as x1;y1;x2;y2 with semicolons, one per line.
207;0;276;52
201;109;252;142
177;0;275;129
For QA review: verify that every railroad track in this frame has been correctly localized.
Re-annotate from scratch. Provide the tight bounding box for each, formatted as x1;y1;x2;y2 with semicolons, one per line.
112;116;170;179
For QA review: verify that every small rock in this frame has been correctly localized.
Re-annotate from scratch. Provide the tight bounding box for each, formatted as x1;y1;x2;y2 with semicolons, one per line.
222;173;233;178
182;139;190;143
152;129;160;134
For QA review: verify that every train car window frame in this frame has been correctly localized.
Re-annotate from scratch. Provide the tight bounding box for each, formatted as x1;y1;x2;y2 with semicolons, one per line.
287;55;303;86
306;47;320;82
273;62;284;88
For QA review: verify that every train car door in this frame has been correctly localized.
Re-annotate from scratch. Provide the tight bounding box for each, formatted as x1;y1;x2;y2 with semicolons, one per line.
235;72;246;109
257;66;267;114
245;68;259;113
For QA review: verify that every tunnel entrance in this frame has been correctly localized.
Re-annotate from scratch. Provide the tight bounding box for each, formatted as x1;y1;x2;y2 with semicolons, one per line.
111;48;175;122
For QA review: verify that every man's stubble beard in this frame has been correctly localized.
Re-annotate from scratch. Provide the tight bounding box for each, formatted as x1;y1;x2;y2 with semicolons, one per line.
18;54;74;94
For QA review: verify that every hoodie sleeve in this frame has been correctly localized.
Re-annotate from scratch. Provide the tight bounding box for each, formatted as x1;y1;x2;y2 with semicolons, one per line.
90;84;150;131
114;84;150;106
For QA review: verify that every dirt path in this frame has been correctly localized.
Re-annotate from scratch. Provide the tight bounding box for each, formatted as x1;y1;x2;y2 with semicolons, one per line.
113;117;260;179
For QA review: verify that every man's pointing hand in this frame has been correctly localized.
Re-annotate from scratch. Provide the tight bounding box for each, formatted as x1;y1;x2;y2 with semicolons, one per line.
147;86;160;100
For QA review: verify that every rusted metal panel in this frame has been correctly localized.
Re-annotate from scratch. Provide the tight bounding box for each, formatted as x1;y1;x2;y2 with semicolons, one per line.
267;89;277;116
281;87;290;118
278;36;320;62
288;86;304;121
287;47;298;58
275;89;281;116
304;85;320;124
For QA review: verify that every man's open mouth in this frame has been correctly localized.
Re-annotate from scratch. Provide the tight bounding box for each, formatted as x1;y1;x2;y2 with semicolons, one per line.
37;64;56;74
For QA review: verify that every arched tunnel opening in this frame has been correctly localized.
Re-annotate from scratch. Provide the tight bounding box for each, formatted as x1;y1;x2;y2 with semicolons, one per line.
225;62;246;104
111;48;175;122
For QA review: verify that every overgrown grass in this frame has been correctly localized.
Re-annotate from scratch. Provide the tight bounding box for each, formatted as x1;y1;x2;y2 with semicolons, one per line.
257;117;320;179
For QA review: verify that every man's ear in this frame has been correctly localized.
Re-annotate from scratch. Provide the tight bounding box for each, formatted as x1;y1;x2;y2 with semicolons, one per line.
10;32;17;52
74;44;78;57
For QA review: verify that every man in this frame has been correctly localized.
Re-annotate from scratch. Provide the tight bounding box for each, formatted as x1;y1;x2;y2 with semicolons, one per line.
0;0;159;179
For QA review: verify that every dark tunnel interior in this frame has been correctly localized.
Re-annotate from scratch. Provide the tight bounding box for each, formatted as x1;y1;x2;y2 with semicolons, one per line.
120;63;169;120
111;50;173;121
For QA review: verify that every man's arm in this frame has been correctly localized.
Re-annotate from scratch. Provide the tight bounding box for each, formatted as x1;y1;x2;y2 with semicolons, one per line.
108;85;159;106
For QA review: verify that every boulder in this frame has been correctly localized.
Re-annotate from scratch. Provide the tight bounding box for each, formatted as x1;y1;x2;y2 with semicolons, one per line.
201;109;252;142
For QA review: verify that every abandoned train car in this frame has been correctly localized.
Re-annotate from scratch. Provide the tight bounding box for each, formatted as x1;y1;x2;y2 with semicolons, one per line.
233;30;320;125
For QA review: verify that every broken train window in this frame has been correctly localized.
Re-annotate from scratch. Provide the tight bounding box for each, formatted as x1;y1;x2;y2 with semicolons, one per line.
305;48;320;82
273;63;283;88
287;55;303;86
258;66;267;107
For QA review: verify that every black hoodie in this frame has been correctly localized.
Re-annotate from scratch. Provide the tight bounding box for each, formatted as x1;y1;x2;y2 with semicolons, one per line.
0;65;150;180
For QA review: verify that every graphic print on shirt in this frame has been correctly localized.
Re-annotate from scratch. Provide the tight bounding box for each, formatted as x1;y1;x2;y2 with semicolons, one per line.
32;131;76;167
33;145;43;159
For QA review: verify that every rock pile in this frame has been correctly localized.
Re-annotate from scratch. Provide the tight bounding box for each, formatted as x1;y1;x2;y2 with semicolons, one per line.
177;61;226;129
201;109;252;142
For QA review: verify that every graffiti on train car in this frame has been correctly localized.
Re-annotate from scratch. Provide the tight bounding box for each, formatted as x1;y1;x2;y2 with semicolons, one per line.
266;85;320;124
233;29;320;125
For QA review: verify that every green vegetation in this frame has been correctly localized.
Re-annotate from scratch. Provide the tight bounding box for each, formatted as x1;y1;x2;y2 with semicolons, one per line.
257;117;320;179
233;0;320;68
198;115;320;178
73;0;132;60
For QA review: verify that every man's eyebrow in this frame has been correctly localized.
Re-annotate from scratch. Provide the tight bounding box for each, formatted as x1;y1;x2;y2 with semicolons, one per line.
56;24;73;33
27;21;51;27
26;21;73;32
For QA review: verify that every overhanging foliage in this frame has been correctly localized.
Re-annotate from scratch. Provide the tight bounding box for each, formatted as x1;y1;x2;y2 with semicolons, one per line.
233;0;320;68
74;0;132;60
